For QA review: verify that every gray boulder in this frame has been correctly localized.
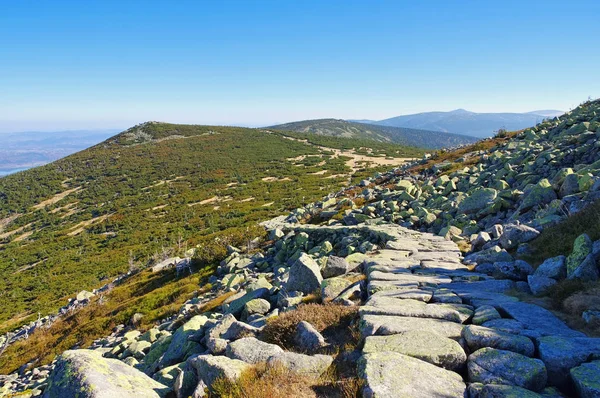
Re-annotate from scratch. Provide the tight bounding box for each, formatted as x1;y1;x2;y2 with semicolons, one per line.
358;351;466;398
527;275;557;296
499;224;540;250
267;352;333;377
159;315;207;368
462;325;535;356
188;354;249;394
43;349;171;398
285;253;323;294
568;253;599;281
225;337;283;364
294;321;326;353
493;260;534;281
458;188;498;215
534;256;566;280
468;348;547;391
465;246;513;265
322;256;352;278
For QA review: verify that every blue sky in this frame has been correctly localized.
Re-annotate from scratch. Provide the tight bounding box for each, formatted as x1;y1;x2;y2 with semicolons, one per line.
1;0;599;132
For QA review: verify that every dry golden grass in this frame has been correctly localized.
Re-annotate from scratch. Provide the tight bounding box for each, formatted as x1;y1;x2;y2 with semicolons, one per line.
211;363;320;398
210;362;362;398
260;303;359;352
194;290;239;314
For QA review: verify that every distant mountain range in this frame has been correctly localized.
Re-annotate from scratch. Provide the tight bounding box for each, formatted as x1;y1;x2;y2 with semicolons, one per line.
0;129;118;176
350;109;565;138
268;119;478;149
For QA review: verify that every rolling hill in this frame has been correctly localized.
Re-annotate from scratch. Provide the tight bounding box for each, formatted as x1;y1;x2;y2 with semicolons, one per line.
0;122;421;334
268;119;478;149
354;109;564;138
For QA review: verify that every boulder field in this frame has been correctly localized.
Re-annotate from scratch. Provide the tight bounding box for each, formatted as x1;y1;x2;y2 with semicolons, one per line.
2;100;600;397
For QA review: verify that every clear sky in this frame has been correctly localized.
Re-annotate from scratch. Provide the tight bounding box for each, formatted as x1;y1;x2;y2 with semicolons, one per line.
1;0;599;132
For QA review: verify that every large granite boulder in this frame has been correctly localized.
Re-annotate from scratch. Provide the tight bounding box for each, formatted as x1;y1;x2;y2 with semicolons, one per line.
267;352;333;377
468;348;547;391
566;234;593;278
458;188;498;215
225;337;283;364
499;224;540;250
285;253;323;294
43;349;171;398
570;360;600;398
159;315;208;368
534;256;566;280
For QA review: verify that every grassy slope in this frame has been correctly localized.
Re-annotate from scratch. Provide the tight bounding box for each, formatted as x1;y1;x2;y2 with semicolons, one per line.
0;123;422;332
269;119;478;149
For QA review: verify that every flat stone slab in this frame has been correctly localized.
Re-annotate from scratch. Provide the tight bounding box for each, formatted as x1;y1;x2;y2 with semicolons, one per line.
496;301;585;338
369;271;451;284
536;335;600;388
267;352;333;378
370;288;433;302
360;314;464;340
462;325;535;357
358;351;466;398
360;297;464;323
363;331;466;371
225;337;283;364
468;348;547;392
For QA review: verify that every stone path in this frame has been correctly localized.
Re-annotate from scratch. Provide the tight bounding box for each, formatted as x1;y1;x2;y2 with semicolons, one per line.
357;224;600;398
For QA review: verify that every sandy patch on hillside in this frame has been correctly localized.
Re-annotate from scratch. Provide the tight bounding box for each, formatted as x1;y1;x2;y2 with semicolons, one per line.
310;170;328;175
261;177;292;182
240;197;255;202
32;187;81;210
67;214;111;236
262;202;274;207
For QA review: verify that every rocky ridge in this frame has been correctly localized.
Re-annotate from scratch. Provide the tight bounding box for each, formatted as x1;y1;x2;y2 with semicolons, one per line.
2;100;600;397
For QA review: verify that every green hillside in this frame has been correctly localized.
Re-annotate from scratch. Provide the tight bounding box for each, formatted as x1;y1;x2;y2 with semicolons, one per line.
0;123;422;331
269;118;478;149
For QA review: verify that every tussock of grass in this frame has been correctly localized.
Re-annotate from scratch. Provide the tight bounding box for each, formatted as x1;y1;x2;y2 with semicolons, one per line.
525;199;600;266
211;363;320;398
260;303;359;352
210;362;362;398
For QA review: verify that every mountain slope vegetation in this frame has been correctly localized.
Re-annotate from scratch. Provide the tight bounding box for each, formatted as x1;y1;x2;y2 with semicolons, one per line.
0;123;421;331
269;118;478;149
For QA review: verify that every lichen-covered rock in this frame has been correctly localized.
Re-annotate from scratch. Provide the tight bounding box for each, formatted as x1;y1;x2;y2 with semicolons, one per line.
462;325;535;356
225;337;283;364
566;234;593;278
43;349;171;398
363;330;467;371
358;351;466;398
242;298;271;319
570;360;600;398
285;253;323;294
536;335;600;388
568;253;599;281
472;305;502;325
267;352;333;377
187;354;249;394
224;287;270;316
159;315;208;368
468;348;547;391
321;277;353;302
519;179;557;211
458;188;498;215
